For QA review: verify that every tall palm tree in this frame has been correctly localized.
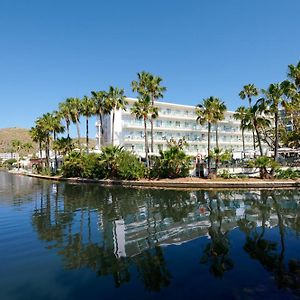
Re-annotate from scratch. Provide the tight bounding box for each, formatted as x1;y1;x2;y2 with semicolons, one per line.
58;101;72;138
81;95;95;154
131;95;158;168
210;98;227;150
288;61;300;88
262;83;284;161
239;84;259;151
30;125;46;158
132;72;166;153
251;99;271;156
66;97;82;151
35;113;52;167
233;106;250;158
106;86;127;145
195;97;220;174
91;90;108;149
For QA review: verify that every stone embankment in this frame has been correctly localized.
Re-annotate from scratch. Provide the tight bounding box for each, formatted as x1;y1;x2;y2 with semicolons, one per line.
25;173;300;189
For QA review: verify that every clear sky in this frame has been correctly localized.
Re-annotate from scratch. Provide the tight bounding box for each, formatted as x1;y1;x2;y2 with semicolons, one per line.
1;0;300;138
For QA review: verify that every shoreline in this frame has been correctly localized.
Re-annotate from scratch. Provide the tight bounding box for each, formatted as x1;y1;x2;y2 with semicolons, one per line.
22;172;300;190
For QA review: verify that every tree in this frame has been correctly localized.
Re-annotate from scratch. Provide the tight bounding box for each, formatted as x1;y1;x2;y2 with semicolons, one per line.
131;72;166;153
66;97;82;151
131;95;158;168
195;97;226;175
58;101;72;138
234;106;251;158
239;84;259;151
91;90;108;149
288;61;300;88
106;86;127;145
11;140;22;170
81;95;95;154
251;99;271;156
30;125;46;158
262;83;285;162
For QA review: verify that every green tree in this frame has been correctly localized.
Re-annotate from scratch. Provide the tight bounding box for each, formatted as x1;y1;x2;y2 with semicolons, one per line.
66;97;82;151
131;72;166;153
131;95;158;168
106;86;127;145
81;95;95;154
195;97;225;174
239;84;259;151
234;106;251;158
91;90;108;149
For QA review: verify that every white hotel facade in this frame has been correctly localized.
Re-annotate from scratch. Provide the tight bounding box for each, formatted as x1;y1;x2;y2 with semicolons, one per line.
96;98;253;157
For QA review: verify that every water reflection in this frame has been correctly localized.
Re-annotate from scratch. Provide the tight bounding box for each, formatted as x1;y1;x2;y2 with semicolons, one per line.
28;182;300;295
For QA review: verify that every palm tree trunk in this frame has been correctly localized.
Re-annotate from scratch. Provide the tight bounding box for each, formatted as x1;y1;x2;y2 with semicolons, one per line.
150;95;154;153
75;119;81;152
150;118;154;153
54;131;58;172
46;135;50;167
274;111;279;162
86;115;89;154
39;140;42;159
242;128;245;158
112;109;115;145
144;118;149;168
254;124;263;156
216;124;219;149
252;129;256;152
208;122;211;174
66;121;70;139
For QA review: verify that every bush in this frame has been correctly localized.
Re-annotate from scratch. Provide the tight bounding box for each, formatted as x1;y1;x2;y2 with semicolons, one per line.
116;151;145;180
275;168;300;179
62;152;104;179
218;169;236;179
150;146;191;178
248;156;279;179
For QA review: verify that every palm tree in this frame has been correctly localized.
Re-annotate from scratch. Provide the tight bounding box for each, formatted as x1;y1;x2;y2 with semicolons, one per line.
211;98;227;150
262;83;285;162
30;125;46;158
288;61;300;88
81;95;95;154
131;95;158;168
11;139;22;170
195;97;225;174
239;84;259;151
58;101;72;138
132;72;166;153
66;97;82;151
251;99;271;156
233;106;250;158
106;86;127;145
91;90;108;149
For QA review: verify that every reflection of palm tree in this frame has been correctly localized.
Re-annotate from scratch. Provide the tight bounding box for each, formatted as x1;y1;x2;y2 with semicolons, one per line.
200;193;233;277
134;246;171;291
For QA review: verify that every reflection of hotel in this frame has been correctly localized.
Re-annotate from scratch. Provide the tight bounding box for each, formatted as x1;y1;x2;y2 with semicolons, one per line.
100;191;295;258
95;98;254;156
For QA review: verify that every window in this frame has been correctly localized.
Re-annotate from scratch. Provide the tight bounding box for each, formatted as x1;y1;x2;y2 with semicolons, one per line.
175;121;180;128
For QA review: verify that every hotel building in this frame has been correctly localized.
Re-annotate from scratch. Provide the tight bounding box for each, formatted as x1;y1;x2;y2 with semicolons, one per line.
95;98;253;157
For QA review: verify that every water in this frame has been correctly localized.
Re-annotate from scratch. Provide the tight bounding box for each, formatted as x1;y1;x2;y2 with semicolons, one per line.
1;170;300;300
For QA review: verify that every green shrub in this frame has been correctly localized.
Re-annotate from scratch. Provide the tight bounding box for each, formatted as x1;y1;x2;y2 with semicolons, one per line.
150;146;191;178
62;152;85;178
218;169;236;179
116;151;145;180
275;168;300;179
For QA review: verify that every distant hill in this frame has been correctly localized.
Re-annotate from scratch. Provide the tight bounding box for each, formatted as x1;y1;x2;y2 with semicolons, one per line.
0;127;97;154
0;127;34;153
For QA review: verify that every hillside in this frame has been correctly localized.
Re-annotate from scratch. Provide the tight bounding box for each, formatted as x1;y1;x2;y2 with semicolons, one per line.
0;127;97;153
0;127;34;153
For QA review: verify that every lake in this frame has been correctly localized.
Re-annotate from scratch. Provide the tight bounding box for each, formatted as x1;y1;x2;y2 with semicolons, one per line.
1;170;300;299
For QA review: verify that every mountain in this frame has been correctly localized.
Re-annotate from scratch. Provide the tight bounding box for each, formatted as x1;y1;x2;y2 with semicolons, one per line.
0;127;34;153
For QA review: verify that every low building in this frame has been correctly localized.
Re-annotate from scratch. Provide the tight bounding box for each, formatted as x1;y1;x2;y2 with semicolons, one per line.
95;98;254;157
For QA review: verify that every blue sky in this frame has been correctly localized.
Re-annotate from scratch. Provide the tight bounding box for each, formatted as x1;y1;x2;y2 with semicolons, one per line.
1;0;300;138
